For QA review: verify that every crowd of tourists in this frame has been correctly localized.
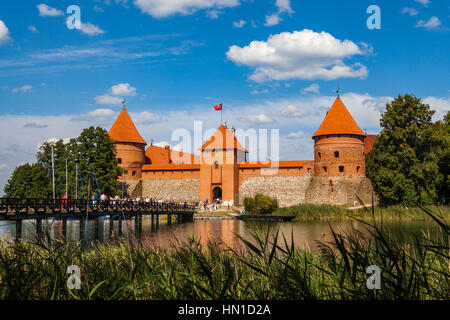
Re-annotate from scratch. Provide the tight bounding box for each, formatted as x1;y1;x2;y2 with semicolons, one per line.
86;192;229;211
90;193;193;210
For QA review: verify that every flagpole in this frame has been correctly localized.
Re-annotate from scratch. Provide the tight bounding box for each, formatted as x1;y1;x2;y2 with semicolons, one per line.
51;145;55;200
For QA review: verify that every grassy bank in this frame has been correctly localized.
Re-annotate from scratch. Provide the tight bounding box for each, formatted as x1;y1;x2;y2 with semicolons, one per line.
0;207;448;300
274;203;450;221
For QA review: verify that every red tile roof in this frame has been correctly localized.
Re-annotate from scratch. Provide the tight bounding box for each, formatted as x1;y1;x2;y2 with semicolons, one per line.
109;108;146;144
200;125;248;152
312;97;365;138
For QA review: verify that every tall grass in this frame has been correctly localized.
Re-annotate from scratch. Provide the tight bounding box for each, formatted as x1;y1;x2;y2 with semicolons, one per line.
274;203;450;221
0;205;448;300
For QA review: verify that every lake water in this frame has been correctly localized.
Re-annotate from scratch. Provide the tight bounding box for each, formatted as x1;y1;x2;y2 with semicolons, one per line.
0;216;441;251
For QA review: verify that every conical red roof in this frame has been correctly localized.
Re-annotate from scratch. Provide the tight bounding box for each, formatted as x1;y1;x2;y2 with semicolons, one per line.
201;125;248;152
312;97;365;138
109;108;146;144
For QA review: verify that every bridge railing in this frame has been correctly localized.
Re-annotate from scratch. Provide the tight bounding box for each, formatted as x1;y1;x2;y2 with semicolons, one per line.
0;198;195;215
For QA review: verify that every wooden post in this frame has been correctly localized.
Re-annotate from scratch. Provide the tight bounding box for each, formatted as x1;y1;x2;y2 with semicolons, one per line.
79;217;85;241
36;218;43;239
151;213;154;231
15;220;22;241
62;218;67;241
109;215;114;237
118;216;123;236
167;213;172;226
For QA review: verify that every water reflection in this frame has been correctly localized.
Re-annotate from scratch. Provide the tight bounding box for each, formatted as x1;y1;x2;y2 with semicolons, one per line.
0;217;441;251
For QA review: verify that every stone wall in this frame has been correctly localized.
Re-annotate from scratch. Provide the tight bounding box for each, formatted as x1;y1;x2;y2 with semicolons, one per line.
239;173;313;207
305;176;374;205
239;173;374;207
138;178;200;202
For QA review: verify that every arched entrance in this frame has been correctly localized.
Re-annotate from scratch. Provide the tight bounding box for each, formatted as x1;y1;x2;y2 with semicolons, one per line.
212;186;222;202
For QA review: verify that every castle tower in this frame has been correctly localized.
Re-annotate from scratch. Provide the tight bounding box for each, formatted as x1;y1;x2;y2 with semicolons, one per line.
312;97;366;177
109;107;146;180
199;125;248;205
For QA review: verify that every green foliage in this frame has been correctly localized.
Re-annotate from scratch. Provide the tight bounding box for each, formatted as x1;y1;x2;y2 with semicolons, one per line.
366;94;446;206
3;163;51;198
244;194;279;215
274;203;450;220
4;126;121;199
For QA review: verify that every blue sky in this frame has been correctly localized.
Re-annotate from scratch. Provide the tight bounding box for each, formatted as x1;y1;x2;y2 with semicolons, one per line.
0;0;449;193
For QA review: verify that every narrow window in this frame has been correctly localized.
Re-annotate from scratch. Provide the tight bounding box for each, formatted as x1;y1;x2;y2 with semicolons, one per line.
323;166;327;173
307;168;311;172
318;152;321;159
339;166;344;173
334;151;339;158
356;166;360;172
132;171;136;176
215;161;219;169
118;158;122;164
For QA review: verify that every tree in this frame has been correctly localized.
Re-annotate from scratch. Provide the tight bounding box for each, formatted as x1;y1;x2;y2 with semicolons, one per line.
6;126;122;199
435;111;450;204
3;163;51;198
244;194;279;214
366;94;443;205
73;126;122;198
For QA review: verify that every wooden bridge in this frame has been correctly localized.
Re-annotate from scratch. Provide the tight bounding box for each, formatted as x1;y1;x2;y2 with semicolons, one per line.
0;198;196;240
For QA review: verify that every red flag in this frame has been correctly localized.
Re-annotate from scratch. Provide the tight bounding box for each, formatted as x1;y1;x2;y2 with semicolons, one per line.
214;103;222;111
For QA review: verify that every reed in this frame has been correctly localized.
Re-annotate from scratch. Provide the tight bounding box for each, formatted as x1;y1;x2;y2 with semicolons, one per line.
0;205;448;300
274;203;450;221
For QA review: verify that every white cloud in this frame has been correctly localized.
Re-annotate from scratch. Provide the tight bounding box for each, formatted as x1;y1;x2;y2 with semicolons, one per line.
250;89;269;95
11;85;33;93
94;95;123;106
94;83;137;105
423;96;450;121
37;4;64;17
0;20;11;45
133;0;240;18
71;108;117;123
281;105;309;118
226;29;369;82
301;83;320;94
401;7;418;16
233;20;246;28
287;131;308;139
134;111;163;124
415;16;441;29
264;0;293;26
414;0;430;6
206;9;221;19
28;25;39;34
247;114;273;124
93;5;104;12
79;22;105;36
110;83;137;96
264;13;282;26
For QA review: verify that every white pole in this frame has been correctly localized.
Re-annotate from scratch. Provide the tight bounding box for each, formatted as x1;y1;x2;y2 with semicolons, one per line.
51;145;55;199
65;157;68;197
75;163;78;200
